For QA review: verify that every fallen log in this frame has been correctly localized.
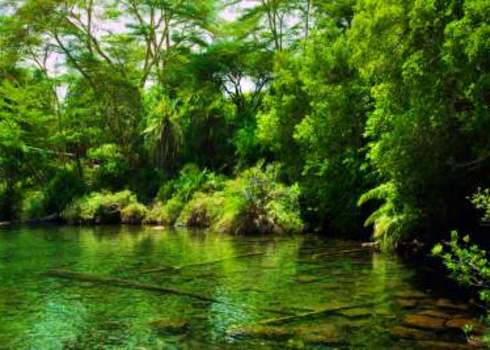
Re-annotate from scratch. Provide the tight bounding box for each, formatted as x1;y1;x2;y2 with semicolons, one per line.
44;269;294;316
140;252;265;274
259;302;377;326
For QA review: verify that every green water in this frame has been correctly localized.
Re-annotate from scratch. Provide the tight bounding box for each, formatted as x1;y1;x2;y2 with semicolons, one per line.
0;226;477;349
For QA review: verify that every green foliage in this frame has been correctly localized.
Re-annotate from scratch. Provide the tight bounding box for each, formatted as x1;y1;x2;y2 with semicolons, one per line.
20;190;46;220
150;165;226;226
179;164;303;234
433;231;490;345
358;182;420;249
0;183;21;221
87;144;130;191
121;203;149;225
471;189;490;224
433;231;490;300
62;190;142;225
43;169;87;215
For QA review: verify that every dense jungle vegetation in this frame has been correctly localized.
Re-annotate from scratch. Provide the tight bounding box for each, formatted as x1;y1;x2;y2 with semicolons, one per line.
0;0;489;248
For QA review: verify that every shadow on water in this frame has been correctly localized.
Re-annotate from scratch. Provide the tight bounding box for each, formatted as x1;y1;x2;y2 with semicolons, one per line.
0;226;485;349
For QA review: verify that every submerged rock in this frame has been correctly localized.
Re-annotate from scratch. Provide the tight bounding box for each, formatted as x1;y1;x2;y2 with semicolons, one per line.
302;333;345;346
149;319;189;335
389;325;435;340
403;314;446;331
415;340;474;350
397;299;418;309
445;318;486;335
394;290;429;300
227;323;345;345
227;325;292;340
436;299;469;311
418;309;452;319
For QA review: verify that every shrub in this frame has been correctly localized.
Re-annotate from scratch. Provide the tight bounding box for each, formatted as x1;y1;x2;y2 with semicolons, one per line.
217;164;303;234
144;202;167;225
433;189;490;345
433;232;490;344
178;164;304;234
43;169;87;215
177;192;224;228
150;164;225;226
87;144;130;191
156;164;210;202
62;190;141;224
471;189;490;224
0;183;21;221
121;203;148;224
144;197;185;226
20;190;46;220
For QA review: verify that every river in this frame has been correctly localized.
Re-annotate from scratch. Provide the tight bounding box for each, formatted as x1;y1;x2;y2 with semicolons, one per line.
0;225;483;349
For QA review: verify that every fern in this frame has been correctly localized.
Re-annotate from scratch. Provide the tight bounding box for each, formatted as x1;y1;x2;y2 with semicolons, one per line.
358;182;418;249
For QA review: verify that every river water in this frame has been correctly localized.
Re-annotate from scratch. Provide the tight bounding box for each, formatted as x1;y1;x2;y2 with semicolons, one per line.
0;226;483;349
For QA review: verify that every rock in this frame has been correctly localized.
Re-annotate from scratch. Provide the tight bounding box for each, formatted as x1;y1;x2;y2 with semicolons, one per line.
403;314;447;331
446;318;486;335
436;299;469;311
418;310;452;319
227;325;292;340
415;340;474;350
397;299;418;309
149;319;189;335
295;324;345;345
302;334;345;346
228;323;345;345
152;225;165;230
389;326;435;340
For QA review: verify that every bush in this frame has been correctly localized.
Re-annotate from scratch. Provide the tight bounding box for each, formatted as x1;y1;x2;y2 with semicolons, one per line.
144;197;185;226
0;183;21;221
471;189;490;224
433;232;490;344
156;164;211;202
62;190;141;224
177;192;224;228
43;169;87;215
178;164;304;234
149;164;225;226
144;202;166;225
20;190;46;220
87;144;130;191
121;203;148;224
